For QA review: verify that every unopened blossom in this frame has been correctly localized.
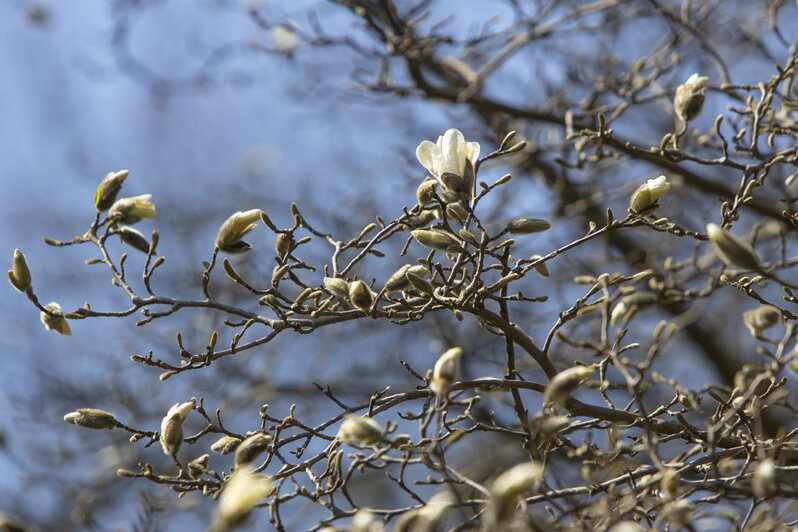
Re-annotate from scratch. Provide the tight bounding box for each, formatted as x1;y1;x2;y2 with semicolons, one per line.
95;169;129;211
337;415;383;447
215;209;263;254
209;468;271;532
429;347;462;397
416;128;480;202
674;73;708;122
743;306;781;338
40;301;71;335
8;249;32;292
544;365;595;407
629;175;671;214
706;223;762;272
109;194;157;225
159;399;195;456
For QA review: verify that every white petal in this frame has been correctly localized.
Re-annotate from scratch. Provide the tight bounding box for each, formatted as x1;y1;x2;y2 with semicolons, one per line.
465;141;480;163
416;141;438;176
440;129;466;175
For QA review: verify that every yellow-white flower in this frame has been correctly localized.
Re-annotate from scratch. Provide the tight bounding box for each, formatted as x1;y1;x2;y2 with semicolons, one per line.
109;194;157;225
159;399;195;456
674;73;708;122
40;301;71;335
629;175;671;214
416;129;480;201
215;209;264;254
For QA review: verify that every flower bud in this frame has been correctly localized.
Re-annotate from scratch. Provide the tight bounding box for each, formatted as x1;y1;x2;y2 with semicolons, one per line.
159;399;195;456
416;179;437;205
215;209;263;254
337;415;383;447
505;217;550;235
210;468;271;532
323;277;350;299
405;271;435;294
706;223;761;271
95;169;129;211
674;73;708;122
629;175;670;214
752;458;777;498
211;435;242;455
486;462;545;524
274;233;292;258
8;249;32;292
40;302;71;335
348;280;374;311
64;408;118;430
743;306;781;338
528;255;550;278
445;202;469;222
610;292;658;325
234;433;273;467
116;226;151;253
384;265;428;292
544;365;595;407
411;229;462;252
429;347;462;397
188;454;210;478
109;194;157;225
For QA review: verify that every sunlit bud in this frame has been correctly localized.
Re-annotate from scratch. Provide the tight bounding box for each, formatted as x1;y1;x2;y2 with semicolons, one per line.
337;415;383;447
8;249;32;292
505;217;551;234
458;228;478;245
706;223;761;271
109;194;157;225
209;468;271;532
403;209;438;229
528;255;550;278
610;292;658;325
187;454;210;478
40;302;71;335
215;209;264;254
752;458;777;498
323;277;350;299
411;229;462;252
274;233;292;258
348;280;374;311
64;408;118;430
629;175;671;214
384;265;428;292
743;306;780;338
674;73;708;122
117;468;137;477
429;347;462;397
159;399;195;456
405;271;435;294
416;179;437;205
211;435;243;455
445;202;469;222
544;365;595;407
234;433;273;467
487;462;545;524
116;226;151;253
95;169;129;211
416;128;480;201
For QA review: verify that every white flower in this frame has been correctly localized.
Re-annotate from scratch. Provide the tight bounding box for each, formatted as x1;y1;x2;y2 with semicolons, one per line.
674;73;709;122
629;175;671;214
416;129;480;201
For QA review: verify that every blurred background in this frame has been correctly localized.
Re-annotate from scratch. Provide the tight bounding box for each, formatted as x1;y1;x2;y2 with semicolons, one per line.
1;0;797;530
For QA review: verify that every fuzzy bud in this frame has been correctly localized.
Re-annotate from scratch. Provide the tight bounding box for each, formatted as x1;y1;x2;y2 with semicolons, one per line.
445;202;469;222
40;301;71;335
629;175;670;214
610;292;658;325
8;249;32;292
384;265;428;292
188;454;210;478
234;433;273;467
109;194;156;225
416;179;437;205
486;462;545;525
274;233;292;258
211;435;242;455
337;415;383;447
544;365;595;407
64;408;118;430
209;468;271;532
159;399;195;456
323;277;350;299
348;280;374;311
505;217;550;235
674;73;708;122
215;209;263;254
95;169;129;211
116;226;151;253
411;229;462;252
706;223;762;271
743;306;781;338
429;347;462;397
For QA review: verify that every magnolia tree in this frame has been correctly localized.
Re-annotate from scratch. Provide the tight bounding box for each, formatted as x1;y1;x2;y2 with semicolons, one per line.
6;0;798;531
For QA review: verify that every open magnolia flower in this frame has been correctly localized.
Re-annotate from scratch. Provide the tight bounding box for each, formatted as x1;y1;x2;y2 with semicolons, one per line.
416;128;480;202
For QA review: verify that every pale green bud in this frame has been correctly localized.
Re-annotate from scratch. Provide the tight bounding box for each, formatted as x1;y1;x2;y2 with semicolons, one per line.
234;433;273;467
215;209;263;254
411;229;462;252
116;226;151;253
188;454;210;478
384;265;428;292
743;306;781;338
416;179;437;205
109;194;156;225
544;365;595;407
95;169;129;211
505;217;550;234
274;233;292;257
629;175;670;214
211;435;242;455
64;408;118;430
8;249;32;292
210;468;271;532
405;271;435;294
610;292;658;325
40;301;71;335
706;223;761;271
445;202;469;222
348;280;374;311
337;415;383;447
674;73;708;122
323;277;350;299
487;462;545;524
429;347;462;396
